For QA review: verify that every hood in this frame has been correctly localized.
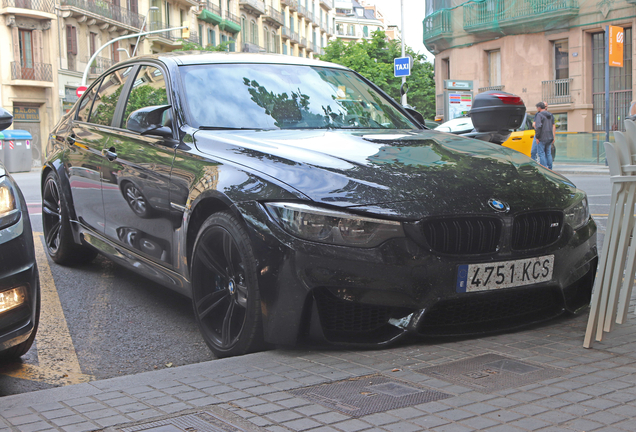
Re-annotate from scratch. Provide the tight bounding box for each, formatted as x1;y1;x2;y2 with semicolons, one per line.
192;129;579;219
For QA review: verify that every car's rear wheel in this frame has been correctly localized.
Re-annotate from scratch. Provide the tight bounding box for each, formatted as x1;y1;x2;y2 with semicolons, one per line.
191;212;264;358
42;171;97;265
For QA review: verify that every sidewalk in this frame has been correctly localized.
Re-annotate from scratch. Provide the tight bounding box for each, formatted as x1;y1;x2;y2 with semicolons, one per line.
553;163;610;176
0;301;634;432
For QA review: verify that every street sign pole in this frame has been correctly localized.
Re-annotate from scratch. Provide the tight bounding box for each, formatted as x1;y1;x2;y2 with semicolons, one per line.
401;0;406;106
605;25;610;146
81;25;187;86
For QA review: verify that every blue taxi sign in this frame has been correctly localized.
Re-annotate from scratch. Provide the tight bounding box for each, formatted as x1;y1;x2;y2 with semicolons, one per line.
394;56;411;77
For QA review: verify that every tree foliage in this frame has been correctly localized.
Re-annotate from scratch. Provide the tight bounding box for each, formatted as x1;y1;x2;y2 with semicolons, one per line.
319;30;435;120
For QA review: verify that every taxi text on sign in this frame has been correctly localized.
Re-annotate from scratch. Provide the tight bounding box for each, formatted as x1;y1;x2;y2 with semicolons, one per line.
394;57;411;77
609;26;624;68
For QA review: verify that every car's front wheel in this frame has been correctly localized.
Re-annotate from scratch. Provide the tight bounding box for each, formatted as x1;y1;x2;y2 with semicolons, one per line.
191;212;264;358
42;171;97;265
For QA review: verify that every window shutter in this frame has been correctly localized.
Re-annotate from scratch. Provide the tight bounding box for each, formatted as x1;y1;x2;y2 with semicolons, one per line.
67;25;78;55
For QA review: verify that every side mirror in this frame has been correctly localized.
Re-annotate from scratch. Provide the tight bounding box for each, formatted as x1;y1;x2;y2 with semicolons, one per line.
403;107;425;127
0;108;13;131
126;105;173;137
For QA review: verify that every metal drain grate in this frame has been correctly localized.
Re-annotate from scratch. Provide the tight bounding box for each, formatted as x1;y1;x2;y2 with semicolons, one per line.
417;353;564;393
119;412;244;432
290;374;452;417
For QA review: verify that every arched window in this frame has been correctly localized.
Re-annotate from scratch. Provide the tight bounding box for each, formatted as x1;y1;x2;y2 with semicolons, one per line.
250;20;258;45
241;15;247;45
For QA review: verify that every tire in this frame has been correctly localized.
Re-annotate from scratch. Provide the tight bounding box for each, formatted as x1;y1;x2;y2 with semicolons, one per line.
42;171;97;265
191;212;264;358
122;181;152;218
0;268;40;361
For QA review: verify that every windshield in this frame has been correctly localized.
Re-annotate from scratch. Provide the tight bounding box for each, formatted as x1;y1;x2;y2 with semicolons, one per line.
179;63;417;130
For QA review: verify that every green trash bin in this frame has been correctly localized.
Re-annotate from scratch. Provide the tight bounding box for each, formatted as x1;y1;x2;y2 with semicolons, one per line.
1;130;33;172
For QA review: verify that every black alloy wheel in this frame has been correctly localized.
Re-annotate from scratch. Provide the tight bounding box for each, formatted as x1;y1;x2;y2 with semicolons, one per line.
191;212;264;358
42;172;97;265
123;182;151;218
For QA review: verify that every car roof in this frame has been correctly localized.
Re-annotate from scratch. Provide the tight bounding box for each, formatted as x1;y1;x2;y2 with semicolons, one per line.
134;51;350;69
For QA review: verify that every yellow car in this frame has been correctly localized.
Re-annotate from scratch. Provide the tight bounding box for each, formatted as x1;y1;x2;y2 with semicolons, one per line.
502;114;534;157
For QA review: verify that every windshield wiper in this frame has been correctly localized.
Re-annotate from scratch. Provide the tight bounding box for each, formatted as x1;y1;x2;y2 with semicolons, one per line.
198;126;274;131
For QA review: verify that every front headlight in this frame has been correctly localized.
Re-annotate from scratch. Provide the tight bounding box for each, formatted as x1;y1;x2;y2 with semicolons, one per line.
0;177;20;230
265;202;405;247
564;195;590;230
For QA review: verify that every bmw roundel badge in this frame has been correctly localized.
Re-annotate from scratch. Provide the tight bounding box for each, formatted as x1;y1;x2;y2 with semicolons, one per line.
488;198;510;213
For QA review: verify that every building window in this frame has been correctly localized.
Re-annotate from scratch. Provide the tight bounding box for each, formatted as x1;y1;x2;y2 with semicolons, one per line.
554;40;568;80
283;43;287;55
442;58;450;81
264;26;271;52
250;20;258;45
487;49;501;87
111;41;120;62
165;2;171;26
553;113;567;132
18;29;33;75
347;24;355;36
198;24;203;45
229;37;235;52
241;15;247;44
209;29;215;46
593;29;633;131
66;25;77;71
363;25;368;37
89;32;98;56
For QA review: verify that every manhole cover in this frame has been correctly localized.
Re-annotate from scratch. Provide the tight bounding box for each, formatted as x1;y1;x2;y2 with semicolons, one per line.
290;374;452;417
417;353;564;393
119;412;244;432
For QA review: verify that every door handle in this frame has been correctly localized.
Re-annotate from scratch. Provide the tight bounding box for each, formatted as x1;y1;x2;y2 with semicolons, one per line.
102;147;118;161
512;137;521;141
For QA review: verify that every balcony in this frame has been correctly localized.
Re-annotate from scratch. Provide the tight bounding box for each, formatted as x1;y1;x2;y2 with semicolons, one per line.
463;0;578;34
290;31;300;43
199;1;222;26
299;37;307;47
147;21;190;46
297;4;306;17
320;0;332;10
1;0;55;18
242;42;264;52
423;9;452;53
478;85;504;93
542;78;573;105
263;5;284;27
10;61;52;82
219;11;241;33
281;0;297;11
59;0;144;31
85;55;113;75
306;11;314;24
239;0;265;16
281;26;290;40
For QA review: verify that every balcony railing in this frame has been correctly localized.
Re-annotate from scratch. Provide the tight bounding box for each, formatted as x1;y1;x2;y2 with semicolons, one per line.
242;42;264;53
464;0;578;32
148;21;187;42
239;0;265;15
264;5;284;26
2;0;54;13
201;0;220;15
10;61;52;81
299;37;307;47
84;55;113;75
320;0;332;10
306;11;314;23
281;0;297;11
478;85;504;93
543;78;573;105
290;31;300;43
297;4;306;17
281;26;290;39
199;1;223;26
423;9;452;41
60;0;144;29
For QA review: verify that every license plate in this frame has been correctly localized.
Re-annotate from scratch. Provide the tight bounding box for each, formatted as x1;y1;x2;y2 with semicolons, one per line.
456;255;554;293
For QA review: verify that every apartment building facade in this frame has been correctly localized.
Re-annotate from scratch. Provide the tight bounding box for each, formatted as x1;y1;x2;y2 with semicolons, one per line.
333;0;384;42
424;0;636;133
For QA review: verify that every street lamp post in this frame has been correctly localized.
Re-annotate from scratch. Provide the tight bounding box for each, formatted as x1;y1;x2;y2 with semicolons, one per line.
132;6;159;57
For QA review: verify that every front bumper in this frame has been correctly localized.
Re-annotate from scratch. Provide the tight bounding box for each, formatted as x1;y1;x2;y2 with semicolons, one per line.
237;202;598;347
0;179;38;353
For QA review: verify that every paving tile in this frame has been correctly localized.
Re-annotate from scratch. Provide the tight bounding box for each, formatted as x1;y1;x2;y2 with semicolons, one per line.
101;396;137;408
94;415;130;427
282;418;325;431
294;404;332;417
382;422;422;432
457;415;501;430
71;402;108;414
188;396;223;407
264;410;304;423
567;418;605;431
51;416;87;427
249;403;286;415
509;417;552;431
330;419;372;432
484;410;525;423
583;411;627;425
59;422;98;432
313;412;352;424
125;409;163;421
357;413;400;426
83;408;120;420
7;414;42;426
15;422;54;432
408;415;451;429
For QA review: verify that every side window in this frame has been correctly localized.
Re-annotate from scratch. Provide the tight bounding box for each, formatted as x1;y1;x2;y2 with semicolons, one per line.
76;80;101;122
122;65;169;131
89;66;134;126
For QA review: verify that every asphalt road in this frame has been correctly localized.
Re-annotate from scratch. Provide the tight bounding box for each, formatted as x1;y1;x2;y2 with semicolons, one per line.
0;169;613;396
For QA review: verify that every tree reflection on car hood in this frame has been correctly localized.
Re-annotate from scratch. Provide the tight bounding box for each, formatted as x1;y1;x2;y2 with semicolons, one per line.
192;128;579;219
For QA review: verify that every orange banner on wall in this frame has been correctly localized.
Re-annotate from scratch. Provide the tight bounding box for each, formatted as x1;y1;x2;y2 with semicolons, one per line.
609;26;624;67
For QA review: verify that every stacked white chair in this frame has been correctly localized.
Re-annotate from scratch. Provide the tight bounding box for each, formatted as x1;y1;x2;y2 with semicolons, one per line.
584;119;636;347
